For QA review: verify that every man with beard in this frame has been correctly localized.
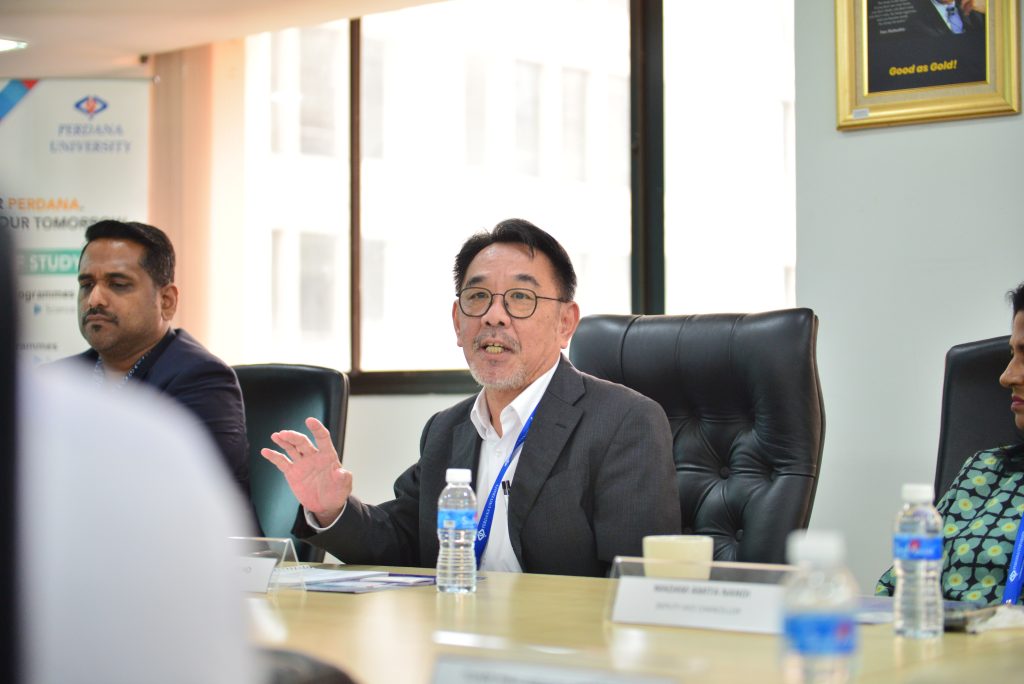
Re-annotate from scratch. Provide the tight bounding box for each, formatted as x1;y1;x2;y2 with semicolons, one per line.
51;220;252;512
262;218;680;576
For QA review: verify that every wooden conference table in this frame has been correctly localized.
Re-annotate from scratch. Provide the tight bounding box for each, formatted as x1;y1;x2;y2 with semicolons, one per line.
250;567;1024;683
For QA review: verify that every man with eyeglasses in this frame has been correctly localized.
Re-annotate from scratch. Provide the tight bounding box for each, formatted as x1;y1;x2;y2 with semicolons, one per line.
262;218;681;576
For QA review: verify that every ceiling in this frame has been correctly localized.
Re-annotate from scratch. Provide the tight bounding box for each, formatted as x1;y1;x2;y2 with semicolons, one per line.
0;0;440;79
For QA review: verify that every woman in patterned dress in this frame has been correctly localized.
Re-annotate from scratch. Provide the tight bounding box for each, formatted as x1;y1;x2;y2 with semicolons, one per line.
876;282;1024;605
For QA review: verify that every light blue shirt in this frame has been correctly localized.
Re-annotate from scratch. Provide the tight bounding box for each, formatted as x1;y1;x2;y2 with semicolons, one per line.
930;0;963;32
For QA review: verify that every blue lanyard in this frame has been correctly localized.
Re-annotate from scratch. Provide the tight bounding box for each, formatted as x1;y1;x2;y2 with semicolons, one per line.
1002;512;1024;604
474;408;537;565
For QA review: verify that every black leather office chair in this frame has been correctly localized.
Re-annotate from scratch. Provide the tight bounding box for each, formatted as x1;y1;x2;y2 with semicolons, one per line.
934;336;1020;498
260;648;358;684
1;228;20;681
569;309;825;564
235;364;349;563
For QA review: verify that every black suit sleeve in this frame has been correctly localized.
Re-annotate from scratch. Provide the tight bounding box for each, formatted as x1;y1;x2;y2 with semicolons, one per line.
161;358;249;493
292;414;438;566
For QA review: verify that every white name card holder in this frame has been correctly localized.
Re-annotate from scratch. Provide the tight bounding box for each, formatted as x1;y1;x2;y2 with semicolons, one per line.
432;654;676;684
228;536;301;593
608;557;793;634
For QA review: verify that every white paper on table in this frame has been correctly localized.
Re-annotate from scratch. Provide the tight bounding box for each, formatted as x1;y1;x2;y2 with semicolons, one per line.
967;604;1024;633
271;566;387;587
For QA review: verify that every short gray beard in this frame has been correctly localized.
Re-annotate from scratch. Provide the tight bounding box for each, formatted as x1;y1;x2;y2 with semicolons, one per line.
468;331;526;391
467;362;529;393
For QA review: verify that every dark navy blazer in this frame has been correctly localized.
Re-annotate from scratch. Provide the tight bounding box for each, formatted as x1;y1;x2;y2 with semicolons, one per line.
52;328;251;503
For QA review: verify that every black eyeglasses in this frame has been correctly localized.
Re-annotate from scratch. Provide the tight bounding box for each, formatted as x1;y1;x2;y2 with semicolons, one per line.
456;287;567;319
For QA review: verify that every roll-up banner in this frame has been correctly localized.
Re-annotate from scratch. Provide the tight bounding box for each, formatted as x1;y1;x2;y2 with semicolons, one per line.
0;78;150;364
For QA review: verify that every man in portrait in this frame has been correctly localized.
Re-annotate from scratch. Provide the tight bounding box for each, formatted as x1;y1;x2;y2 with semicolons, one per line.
866;0;987;92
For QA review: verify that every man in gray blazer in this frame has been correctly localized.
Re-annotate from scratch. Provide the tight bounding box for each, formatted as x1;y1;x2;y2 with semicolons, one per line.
262;219;681;576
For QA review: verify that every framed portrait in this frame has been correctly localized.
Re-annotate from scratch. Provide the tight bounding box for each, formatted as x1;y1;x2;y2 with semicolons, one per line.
836;0;1020;129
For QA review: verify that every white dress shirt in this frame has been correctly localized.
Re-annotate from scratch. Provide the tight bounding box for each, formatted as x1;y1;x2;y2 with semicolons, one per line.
469;359;559;572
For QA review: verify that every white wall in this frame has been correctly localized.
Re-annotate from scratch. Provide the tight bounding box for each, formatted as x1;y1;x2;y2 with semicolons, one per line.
796;3;1023;589
342;394;467;504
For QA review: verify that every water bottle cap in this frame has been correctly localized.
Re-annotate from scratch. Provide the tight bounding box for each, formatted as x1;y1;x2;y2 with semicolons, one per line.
445;468;472;484
786;529;845;565
901;483;933;503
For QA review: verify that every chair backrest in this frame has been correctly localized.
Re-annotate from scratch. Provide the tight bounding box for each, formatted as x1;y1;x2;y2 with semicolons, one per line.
259;648;358;684
934;335;1019;497
234;364;349;563
1;228;20;681
569;309;825;564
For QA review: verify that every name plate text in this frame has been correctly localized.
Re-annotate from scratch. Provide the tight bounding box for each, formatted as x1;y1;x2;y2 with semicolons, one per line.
611;576;784;634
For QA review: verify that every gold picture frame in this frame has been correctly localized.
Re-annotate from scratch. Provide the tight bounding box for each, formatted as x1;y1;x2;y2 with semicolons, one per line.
836;0;1020;129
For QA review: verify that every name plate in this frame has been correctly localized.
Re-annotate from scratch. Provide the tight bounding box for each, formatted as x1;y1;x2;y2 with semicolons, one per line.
432;655;675;684
611;576;784;634
236;555;278;593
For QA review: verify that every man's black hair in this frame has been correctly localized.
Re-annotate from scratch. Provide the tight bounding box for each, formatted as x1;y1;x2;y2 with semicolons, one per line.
1010;282;1024;317
453;218;577;301
82;220;175;287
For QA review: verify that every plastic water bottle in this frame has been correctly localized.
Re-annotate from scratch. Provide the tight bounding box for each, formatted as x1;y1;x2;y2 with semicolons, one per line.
892;482;944;638
782;530;859;684
436;468;477;593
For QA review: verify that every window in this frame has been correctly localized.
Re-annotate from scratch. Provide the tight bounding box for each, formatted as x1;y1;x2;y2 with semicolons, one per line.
361;38;384;160
663;0;796;313
270;31;296;155
465;56;487;166
234;1;795;388
515;61;542;176
271;228;284;329
299;232;336;335
244;24;351;369
562;68;587;182
608;75;630;188
358;0;632;372
300;27;342;156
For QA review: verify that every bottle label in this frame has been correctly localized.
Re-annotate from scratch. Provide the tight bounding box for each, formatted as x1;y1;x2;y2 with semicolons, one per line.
893;533;943;561
784;613;857;656
438;508;476;531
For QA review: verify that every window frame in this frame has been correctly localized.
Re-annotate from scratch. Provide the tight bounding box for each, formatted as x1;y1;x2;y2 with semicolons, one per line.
348;1;664;395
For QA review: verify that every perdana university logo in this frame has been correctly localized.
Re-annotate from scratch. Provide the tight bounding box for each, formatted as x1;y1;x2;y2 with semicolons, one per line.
74;95;109;119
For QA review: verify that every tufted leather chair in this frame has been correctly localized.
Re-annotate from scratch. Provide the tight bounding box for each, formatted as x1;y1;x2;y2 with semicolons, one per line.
934;336;1019;498
235;364;349;563
568;309;825;564
259;648;358;684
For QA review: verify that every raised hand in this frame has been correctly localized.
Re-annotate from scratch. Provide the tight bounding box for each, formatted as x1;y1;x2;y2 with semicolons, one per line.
261;417;353;526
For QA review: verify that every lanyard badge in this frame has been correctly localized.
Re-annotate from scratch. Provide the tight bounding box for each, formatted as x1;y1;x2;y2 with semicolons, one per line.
473;408;537;564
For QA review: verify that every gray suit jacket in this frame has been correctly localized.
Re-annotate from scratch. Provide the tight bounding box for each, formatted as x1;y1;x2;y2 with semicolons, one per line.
296;356;681;576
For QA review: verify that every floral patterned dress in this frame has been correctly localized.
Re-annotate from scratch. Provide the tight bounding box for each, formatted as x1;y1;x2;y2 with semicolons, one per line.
875;443;1024;605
